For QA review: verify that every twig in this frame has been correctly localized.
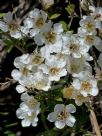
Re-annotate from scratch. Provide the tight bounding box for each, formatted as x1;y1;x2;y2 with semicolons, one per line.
0;79;17;91
90;109;101;136
15;45;26;54
79;0;83;18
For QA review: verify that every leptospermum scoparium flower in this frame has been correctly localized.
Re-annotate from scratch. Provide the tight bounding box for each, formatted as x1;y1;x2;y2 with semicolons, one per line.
47;104;76;129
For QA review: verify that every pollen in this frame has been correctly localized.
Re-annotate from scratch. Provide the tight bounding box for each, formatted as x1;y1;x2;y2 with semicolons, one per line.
21;67;29;76
69;43;80;52
35;18;44;28
32;54;43;65
44;31;56;44
84;21;95;32
35;80;45;90
57;110;69;121
49;67;60;75
81;81;92;91
85;35;94;45
8;21;19;31
28;97;38;109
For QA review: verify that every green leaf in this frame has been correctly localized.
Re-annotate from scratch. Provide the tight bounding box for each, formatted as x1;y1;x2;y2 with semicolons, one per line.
4;131;15;136
65;3;75;15
4;39;14;53
0;13;5;18
50;13;61;19
60;21;68;31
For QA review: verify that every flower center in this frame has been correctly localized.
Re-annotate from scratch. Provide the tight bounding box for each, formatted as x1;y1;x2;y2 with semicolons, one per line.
77;92;85;101
85;35;94;45
63;86;73;98
69;43;80;53
81;81;92;91
49;67;60;75
35;18;44;28
32;54;43;65
57;110;69;121
85;21;95;32
8;21;19;31
70;62;79;73
35;80;45;90
27;112;36;121
44;31;56;44
28;97;38;109
21;67;29;76
95;13;101;20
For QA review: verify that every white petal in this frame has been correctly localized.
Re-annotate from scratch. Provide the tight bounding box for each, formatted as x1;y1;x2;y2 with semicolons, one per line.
54;104;64;112
40;10;47;21
72;79;81;90
16;108;26;119
47;112;56;122
24;18;33;29
0;21;8;32
4;12;12;23
30;28;39;37
11;69;22;80
55;121;65;129
65;104;76;113
16;85;26;93
21;93;30;101
29;8;40;18
34;34;44;45
32;121;37;127
80;91;88;97
21;119;31;127
10;31;22;39
90;88;99;96
54;23;63;34
66;115;76;127
20;26;29;35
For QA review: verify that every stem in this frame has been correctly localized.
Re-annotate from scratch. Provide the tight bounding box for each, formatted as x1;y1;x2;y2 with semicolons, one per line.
15;45;26;54
79;0;83;18
87;98;101;136
90;109;101;136
41;101;49;131
68;15;74;29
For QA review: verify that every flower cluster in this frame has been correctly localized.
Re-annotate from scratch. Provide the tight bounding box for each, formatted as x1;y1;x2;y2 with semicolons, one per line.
0;5;102;129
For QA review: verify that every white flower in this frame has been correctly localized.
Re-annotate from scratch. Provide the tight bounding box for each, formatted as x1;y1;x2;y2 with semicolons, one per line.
62;86;88;106
79;34;101;50
16;107;40;127
20;93;40;111
78;16;97;34
25;8;48;37
29;51;44;68
39;55;67;81
41;0;54;9
47;104;76;129
0;12;22;38
62;33;88;58
13;54;31;69
23;71;51;91
72;71;98;97
89;6;102;26
34;23;63;55
66;55;92;77
16;93;40;127
11;54;31;82
16;109;39;127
